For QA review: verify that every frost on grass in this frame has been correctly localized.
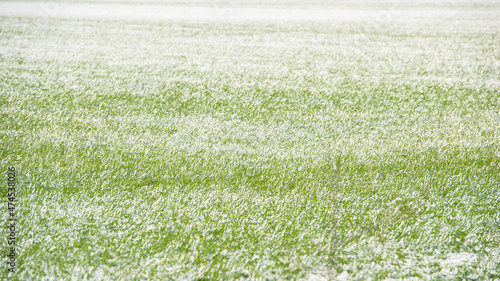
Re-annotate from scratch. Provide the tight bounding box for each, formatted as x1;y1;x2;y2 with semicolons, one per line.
1;0;500;279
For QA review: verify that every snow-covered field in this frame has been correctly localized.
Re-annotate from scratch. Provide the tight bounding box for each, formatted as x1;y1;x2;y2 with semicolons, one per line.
1;0;499;279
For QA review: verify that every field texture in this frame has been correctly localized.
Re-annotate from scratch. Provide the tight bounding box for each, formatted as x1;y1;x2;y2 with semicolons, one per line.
1;0;500;279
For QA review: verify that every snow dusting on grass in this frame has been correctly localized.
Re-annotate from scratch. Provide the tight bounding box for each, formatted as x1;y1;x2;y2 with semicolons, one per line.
1;0;499;279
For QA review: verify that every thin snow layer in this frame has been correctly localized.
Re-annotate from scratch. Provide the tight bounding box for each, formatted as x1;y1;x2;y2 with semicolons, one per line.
442;252;477;266
0;1;461;23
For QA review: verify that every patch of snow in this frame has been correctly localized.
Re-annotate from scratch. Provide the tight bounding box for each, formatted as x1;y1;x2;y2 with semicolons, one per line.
441;252;477;266
336;271;349;281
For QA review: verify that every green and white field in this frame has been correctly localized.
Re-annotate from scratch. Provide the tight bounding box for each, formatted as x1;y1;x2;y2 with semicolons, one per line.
1;0;500;279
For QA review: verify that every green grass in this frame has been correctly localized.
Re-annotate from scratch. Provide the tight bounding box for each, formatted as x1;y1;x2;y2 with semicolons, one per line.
1;1;500;279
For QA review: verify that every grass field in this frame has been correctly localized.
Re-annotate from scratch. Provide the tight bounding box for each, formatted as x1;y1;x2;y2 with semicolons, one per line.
1;0;500;279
